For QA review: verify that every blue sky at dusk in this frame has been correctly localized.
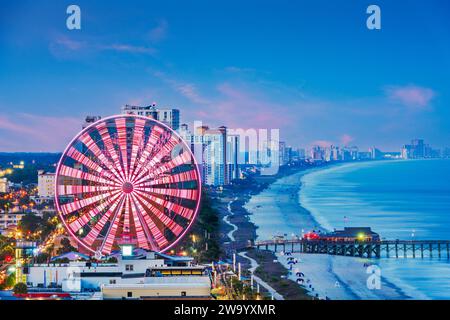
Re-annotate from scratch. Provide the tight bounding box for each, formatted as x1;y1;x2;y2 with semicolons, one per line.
0;0;449;151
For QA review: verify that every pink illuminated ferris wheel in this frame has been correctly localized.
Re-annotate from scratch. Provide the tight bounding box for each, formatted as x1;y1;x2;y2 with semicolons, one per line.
54;115;202;256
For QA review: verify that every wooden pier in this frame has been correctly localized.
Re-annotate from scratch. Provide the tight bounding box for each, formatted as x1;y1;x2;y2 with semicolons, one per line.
253;239;450;259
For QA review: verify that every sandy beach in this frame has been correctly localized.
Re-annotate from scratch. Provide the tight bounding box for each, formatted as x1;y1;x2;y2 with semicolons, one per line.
276;252;407;300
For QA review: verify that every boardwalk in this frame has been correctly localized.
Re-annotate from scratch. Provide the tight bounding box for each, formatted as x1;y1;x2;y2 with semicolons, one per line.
254;239;450;259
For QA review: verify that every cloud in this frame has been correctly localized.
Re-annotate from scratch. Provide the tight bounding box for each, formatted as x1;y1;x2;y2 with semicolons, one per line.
385;85;436;109
153;71;211;105
99;44;156;55
148;19;168;42
0;113;81;152
340;134;355;146
49;36;156;58
54;37;85;50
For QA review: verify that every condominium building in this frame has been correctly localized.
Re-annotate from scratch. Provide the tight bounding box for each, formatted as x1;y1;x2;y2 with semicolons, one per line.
0;211;26;229
37;170;55;198
122;104;180;130
0;178;8;193
180;124;237;186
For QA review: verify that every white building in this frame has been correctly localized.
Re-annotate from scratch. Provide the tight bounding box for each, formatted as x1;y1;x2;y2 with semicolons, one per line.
37;170;55;199
0;211;26;229
25;250;211;300
181;125;231;186
102;276;211;300
122;104;180;131
0;177;8;193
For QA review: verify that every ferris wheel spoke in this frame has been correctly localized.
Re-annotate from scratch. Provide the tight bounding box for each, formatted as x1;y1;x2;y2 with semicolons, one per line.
129;125;165;181
58;164;119;189
131;135;179;183
78;132;125;183
135;169;199;187
83;193;124;247
115;118;130;181
128;118;146;179
68;192;122;233
128;194;152;250
57;184;120;197
123;195;130;235
130;193;169;250
65;147;122;185
134;189;195;221
96;122;127;182
135;187;199;201
60;188;121;216
133;151;190;186
100;195;126;254
132;192;184;237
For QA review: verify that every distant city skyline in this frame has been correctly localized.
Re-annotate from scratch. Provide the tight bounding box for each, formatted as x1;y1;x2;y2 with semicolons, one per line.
1;0;450;151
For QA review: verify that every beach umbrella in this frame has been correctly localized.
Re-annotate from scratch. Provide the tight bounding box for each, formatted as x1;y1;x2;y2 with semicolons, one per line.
296;278;304;283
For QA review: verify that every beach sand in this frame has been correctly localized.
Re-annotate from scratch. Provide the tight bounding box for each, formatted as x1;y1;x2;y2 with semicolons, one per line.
276;252;407;300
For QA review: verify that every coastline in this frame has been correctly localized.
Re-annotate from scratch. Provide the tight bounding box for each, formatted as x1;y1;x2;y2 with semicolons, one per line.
236;163;426;300
212;163;324;299
240;161;412;300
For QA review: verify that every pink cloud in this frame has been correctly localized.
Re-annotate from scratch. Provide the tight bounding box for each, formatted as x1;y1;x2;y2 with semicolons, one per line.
50;36;156;58
386;85;436;109
153;71;211;104
0;113;81;152
340;134;354;146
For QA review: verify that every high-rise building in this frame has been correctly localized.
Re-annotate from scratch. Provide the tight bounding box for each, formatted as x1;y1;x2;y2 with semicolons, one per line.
0;178;8;193
310;146;325;161
279;142;287;166
202;126;227;186
411;139;425;158
38;170;55;199
227;134;240;182
180;124;235;186
401;139;439;159
369;147;383;160
122;104;180;130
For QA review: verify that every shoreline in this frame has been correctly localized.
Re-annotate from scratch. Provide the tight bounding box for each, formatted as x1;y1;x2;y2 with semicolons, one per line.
243;161;415;300
213;163;332;299
217;160;422;300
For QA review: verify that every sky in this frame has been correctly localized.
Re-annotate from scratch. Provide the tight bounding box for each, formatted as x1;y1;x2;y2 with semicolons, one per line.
0;0;450;152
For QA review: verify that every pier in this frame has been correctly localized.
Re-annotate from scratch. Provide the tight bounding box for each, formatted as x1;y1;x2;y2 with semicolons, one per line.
253;239;450;259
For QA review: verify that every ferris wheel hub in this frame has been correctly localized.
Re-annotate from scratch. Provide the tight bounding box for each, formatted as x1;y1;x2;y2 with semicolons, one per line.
122;182;134;194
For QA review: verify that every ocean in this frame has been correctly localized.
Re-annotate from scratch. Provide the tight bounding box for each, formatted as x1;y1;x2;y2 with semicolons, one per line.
245;159;450;299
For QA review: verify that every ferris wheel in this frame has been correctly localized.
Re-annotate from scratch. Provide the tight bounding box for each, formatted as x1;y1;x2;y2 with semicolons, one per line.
54;115;202;256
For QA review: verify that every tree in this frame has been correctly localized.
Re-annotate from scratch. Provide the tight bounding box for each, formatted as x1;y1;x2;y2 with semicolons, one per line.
57;237;77;255
13;282;28;295
36;252;50;264
19;213;42;234
5;272;15;288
